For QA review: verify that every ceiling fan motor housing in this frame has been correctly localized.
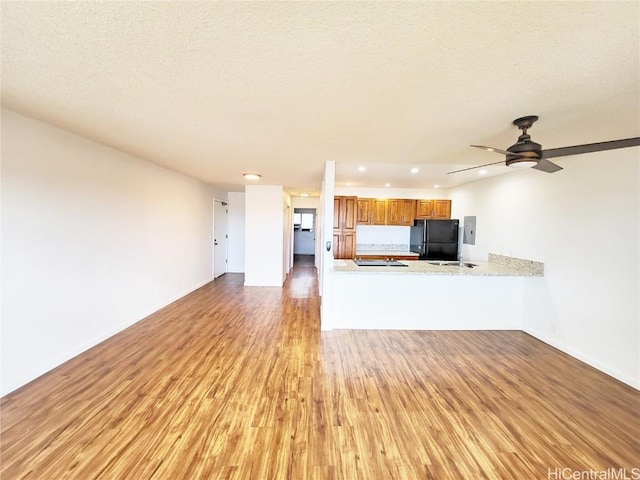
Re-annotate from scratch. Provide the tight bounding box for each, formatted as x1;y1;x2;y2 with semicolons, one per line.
506;117;543;167
507;138;542;155
506;138;542;167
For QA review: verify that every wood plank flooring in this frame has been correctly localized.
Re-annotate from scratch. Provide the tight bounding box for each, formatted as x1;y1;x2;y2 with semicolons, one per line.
2;263;639;479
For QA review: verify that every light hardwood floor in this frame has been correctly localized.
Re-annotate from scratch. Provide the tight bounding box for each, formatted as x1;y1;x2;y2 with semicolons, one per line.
1;263;638;479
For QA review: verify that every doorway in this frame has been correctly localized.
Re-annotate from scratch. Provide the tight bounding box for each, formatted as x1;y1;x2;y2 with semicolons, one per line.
293;208;316;267
214;199;228;278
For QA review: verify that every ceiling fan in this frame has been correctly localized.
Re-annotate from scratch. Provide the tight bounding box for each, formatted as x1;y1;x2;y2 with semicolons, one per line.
448;115;640;174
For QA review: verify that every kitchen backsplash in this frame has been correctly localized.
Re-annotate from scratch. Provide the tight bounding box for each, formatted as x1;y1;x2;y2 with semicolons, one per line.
356;225;410;248
357;243;410;252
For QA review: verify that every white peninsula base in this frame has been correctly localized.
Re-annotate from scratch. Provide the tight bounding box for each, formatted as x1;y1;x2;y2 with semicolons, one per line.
327;254;544;331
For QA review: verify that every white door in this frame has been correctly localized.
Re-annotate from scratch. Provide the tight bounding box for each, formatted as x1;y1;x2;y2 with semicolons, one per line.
214;200;228;278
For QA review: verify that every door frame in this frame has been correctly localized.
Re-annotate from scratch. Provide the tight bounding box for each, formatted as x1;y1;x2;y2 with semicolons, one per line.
293;208;317;258
213;199;229;279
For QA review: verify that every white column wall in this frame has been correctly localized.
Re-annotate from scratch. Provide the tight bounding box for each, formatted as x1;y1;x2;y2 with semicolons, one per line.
244;185;284;286
320;161;336;330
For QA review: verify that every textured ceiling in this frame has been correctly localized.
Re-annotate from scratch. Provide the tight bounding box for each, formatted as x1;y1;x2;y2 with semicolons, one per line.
2;1;639;194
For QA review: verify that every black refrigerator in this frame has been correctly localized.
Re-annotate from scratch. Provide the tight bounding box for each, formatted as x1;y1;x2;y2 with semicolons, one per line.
410;219;459;260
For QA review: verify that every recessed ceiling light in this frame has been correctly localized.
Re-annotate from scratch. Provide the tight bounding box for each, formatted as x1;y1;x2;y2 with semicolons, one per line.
385;183;391;187
243;172;261;180
358;166;366;172
299;192;310;197
434;184;440;188
478;170;488;175
410;167;419;174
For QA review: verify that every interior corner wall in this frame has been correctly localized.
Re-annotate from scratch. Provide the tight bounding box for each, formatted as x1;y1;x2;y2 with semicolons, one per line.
244;185;284;286
449;149;639;389
227;192;246;273
1;108;215;396
283;192;293;279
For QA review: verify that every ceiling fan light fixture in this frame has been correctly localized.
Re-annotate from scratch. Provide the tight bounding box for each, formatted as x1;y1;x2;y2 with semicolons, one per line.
243;172;261;180
506;158;538;169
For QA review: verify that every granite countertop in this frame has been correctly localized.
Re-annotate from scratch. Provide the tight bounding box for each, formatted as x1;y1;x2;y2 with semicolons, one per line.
333;253;544;277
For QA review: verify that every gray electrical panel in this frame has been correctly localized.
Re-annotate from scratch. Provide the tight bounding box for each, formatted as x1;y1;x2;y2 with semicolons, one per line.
463;216;476;245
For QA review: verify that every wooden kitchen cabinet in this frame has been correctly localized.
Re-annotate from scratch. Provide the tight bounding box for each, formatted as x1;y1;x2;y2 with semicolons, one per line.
387;199;416;226
358;198;415;226
333;231;355;260
333;196;357;259
338;232;356;259
416;200;433;219
356;198;373;224
403;199;417;224
357;197;389;225
370;199;387;225
432;199;452;219
416;199;451;219
356;197;450;226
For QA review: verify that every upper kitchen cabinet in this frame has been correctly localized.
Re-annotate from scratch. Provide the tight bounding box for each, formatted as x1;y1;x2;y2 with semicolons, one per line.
387;199;416;226
416;199;451;220
333;196;357;259
356;198;373;225
357;198;388;225
416;200;433;219
371;199;387;225
356;197;450;225
432;199;452;219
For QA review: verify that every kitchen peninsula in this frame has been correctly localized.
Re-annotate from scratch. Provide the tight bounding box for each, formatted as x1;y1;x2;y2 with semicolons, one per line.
328;254;543;331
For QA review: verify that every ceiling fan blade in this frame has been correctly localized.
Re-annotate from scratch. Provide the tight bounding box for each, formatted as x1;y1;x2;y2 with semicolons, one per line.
531;158;563;173
447;160;507;175
542;137;640;159
471;145;512;156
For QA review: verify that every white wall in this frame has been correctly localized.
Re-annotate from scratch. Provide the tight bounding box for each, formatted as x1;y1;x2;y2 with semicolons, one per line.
1;109;215;395
211;188;229;203
450;149;639;388
335;186;447;199
244;185;285;286
227;192;245;272
292;197;321;209
356;225;410;246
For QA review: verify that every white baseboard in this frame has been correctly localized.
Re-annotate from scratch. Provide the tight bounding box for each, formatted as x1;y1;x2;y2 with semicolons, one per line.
523;327;639;391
